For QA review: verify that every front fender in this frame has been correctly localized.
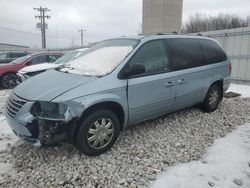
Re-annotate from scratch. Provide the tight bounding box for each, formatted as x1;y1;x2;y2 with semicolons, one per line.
72;92;128;129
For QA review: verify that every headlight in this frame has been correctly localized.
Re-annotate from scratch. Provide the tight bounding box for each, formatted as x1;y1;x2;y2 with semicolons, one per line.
32;101;68;120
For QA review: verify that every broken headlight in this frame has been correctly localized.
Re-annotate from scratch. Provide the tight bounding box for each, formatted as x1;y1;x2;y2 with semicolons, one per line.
32;101;68;120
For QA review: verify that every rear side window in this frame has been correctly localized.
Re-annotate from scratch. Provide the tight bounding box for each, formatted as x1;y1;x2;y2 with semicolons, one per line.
199;39;227;64
128;40;170;76
166;38;204;70
29;55;47;65
47;54;62;62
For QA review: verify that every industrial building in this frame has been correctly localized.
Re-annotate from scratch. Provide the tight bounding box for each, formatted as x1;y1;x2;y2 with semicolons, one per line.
202;27;250;82
142;0;183;34
0;43;29;52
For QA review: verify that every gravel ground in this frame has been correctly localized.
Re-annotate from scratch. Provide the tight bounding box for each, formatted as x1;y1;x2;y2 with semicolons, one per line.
0;94;250;187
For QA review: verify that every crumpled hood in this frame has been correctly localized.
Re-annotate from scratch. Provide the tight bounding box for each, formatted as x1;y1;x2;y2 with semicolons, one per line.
20;63;61;74
14;69;95;101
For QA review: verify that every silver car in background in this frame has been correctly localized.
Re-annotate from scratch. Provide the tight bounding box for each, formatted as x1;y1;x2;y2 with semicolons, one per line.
5;34;231;156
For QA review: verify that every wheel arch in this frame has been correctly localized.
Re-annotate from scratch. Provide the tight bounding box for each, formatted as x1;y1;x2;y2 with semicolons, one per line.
72;100;126;141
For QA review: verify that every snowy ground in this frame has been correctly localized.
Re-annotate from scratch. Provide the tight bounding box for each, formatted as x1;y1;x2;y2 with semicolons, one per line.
152;83;250;188
0;84;249;187
152;123;250;188
228;84;250;98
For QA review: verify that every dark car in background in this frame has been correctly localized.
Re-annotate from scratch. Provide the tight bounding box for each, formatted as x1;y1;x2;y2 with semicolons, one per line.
0;52;29;64
0;52;63;88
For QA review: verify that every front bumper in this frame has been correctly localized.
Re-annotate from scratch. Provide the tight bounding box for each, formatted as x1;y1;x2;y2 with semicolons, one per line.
6;112;69;146
5;92;84;146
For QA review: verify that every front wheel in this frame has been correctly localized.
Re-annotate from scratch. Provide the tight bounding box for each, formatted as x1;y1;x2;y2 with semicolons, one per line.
201;84;222;112
76;109;120;156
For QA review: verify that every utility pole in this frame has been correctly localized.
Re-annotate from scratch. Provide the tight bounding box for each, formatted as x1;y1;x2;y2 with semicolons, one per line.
34;7;51;49
78;29;85;47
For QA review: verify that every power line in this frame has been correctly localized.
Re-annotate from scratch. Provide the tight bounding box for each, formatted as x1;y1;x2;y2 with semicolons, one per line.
34;7;51;48
0;26;41;36
0;26;72;40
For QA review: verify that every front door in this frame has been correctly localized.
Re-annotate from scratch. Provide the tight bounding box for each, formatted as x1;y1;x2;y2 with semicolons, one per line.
126;40;176;124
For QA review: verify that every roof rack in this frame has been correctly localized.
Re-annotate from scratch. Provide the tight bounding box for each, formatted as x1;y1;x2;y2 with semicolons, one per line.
156;31;179;35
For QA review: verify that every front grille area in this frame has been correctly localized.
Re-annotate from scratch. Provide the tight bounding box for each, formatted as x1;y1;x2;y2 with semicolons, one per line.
6;93;29;118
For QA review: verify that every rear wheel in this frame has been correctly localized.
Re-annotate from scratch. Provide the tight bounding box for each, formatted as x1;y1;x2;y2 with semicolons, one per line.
1;73;17;89
201;84;222;112
76;109;120;156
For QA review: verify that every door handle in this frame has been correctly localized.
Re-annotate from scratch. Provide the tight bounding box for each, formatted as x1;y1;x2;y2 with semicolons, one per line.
177;79;186;85
165;81;175;87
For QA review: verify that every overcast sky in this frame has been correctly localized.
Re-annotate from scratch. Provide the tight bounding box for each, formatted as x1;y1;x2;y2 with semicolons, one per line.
0;0;250;48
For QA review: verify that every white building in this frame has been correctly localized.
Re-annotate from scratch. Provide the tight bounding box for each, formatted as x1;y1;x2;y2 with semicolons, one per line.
142;0;183;34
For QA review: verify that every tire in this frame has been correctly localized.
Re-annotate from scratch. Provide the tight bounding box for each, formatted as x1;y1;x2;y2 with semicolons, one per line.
1;73;17;89
76;109;120;156
201;84;222;112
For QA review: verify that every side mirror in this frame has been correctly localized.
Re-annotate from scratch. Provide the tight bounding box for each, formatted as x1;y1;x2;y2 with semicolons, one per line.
123;63;145;78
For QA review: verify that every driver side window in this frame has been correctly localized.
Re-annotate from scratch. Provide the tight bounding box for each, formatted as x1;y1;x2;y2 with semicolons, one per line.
128;40;170;77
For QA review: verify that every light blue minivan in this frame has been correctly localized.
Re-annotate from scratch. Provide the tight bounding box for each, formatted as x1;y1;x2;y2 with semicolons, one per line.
5;34;231;155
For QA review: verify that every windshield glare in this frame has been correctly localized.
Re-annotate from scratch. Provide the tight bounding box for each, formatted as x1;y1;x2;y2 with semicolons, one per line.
11;55;31;64
60;39;139;77
55;50;86;64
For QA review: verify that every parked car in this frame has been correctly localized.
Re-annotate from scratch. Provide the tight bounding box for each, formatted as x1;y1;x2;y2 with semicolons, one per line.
0;51;30;64
5;35;231;156
0;52;63;88
17;48;88;83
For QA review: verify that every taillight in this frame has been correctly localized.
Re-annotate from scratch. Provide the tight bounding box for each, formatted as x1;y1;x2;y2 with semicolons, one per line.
229;63;232;74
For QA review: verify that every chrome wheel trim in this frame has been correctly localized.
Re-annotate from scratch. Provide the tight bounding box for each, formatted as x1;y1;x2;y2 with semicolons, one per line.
208;89;219;108
87;118;114;150
2;74;17;89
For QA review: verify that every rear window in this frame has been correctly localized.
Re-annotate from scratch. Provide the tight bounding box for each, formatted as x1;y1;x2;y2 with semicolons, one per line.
10;52;27;58
199;39;227;64
166;38;204;70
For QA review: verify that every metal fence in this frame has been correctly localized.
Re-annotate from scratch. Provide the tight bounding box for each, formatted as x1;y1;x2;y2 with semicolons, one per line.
202;27;250;82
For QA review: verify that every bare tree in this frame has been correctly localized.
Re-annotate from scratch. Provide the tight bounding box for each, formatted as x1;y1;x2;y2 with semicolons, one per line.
182;13;250;33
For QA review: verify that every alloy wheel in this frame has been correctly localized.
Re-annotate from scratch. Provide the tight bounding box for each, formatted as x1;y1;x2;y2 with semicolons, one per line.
87;118;115;150
208;89;219;108
2;74;17;89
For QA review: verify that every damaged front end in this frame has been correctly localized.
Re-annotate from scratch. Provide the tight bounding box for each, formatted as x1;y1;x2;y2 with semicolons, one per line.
5;92;84;146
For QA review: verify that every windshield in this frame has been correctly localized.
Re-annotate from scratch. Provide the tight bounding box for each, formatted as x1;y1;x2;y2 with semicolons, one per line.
11;55;31;64
54;49;88;64
0;53;7;60
60;39;139;77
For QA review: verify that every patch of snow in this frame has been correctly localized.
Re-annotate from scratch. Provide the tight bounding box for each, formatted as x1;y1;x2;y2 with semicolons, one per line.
61;46;133;77
0;89;10;115
0;163;12;176
228;84;250;98
152;123;250;188
0;117;19;152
